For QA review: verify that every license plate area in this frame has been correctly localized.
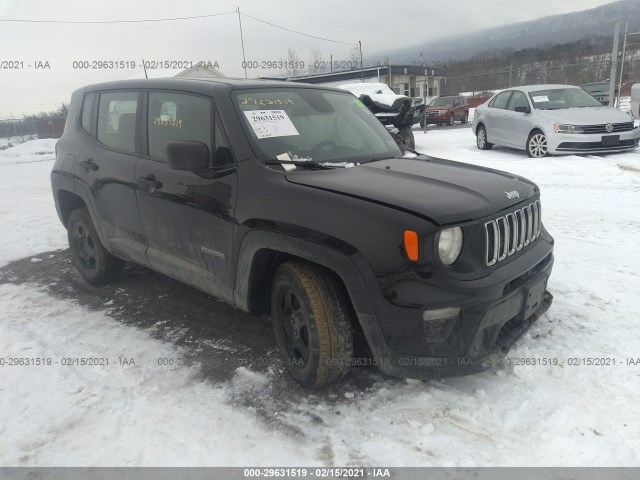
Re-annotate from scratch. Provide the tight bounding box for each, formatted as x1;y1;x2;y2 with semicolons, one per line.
602;135;620;146
523;279;546;319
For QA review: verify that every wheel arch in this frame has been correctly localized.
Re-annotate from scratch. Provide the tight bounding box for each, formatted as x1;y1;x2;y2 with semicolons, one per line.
528;126;547;137
235;230;376;320
57;189;87;227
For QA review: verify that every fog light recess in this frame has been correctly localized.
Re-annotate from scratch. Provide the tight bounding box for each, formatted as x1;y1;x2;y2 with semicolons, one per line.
422;307;460;343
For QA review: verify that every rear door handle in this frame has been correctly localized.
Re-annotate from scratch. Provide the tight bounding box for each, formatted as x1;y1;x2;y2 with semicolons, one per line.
79;159;98;171
136;175;163;190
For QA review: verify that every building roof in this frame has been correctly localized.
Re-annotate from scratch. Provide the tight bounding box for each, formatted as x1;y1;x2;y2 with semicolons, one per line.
175;63;226;79
261;64;447;84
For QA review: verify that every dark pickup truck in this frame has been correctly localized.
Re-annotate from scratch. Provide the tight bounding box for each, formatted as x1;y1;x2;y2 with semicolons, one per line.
51;78;554;387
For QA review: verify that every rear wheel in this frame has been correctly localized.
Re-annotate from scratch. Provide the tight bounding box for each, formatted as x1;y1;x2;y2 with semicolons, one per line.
476;125;493;150
67;208;124;285
527;130;549;158
271;261;354;387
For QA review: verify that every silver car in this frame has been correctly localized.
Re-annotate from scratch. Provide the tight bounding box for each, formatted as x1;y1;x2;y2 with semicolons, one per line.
472;84;640;158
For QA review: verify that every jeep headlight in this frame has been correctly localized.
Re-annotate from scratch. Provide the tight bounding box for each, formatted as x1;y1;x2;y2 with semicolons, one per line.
553;124;584;134
437;227;463;266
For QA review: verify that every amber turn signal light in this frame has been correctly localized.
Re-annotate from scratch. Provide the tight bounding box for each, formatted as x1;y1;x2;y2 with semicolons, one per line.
403;230;419;262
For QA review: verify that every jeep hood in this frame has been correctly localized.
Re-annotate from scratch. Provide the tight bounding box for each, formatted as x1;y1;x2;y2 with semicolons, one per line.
284;156;538;225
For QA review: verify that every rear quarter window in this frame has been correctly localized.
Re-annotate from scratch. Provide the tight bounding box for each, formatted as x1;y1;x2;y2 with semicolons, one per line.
80;93;95;133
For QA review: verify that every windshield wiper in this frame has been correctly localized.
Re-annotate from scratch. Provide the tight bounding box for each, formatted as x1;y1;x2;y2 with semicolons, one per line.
360;155;398;164
266;160;334;170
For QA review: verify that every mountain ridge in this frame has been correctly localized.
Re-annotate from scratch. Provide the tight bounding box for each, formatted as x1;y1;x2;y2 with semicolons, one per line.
375;0;640;64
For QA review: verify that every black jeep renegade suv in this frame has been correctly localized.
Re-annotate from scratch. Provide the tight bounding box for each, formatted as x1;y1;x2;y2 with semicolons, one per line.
51;78;554;387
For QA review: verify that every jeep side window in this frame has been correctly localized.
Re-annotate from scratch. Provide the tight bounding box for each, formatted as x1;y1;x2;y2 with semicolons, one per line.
80;93;95;134
148;92;212;162
97;92;139;154
490;91;512;110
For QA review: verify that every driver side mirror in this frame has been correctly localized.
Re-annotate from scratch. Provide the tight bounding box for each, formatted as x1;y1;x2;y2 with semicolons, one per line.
515;106;531;114
166;141;210;172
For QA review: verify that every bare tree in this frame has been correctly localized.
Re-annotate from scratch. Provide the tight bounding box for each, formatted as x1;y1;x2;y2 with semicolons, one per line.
349;45;361;69
308;48;326;75
280;49;303;77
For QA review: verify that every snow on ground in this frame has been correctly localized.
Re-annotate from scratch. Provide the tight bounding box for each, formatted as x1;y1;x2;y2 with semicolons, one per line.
1;137;640;466
0;135;38;150
0;139;66;265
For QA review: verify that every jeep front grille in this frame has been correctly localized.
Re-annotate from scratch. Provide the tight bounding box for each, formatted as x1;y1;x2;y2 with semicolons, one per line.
485;201;542;266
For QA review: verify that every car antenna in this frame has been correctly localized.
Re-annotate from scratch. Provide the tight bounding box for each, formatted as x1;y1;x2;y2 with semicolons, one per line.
142;59;148;79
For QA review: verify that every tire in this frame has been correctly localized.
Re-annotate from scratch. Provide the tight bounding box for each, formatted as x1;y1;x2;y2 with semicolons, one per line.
476;124;493;150
271;261;354;387
460;112;468;125
67;208;124;285
527;130;549;158
447;114;454;126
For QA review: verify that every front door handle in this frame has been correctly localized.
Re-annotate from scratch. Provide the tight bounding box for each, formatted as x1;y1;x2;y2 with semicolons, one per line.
136;175;163;190
79;159;99;171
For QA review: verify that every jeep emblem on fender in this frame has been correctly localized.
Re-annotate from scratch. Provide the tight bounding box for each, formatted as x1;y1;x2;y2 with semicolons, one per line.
605;123;614;133
505;190;520;199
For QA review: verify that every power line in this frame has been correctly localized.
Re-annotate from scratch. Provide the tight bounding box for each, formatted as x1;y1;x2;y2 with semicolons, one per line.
240;12;357;45
0;11;235;24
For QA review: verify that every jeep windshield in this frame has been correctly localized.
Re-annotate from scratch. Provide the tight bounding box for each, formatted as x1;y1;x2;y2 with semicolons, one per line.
234;88;401;166
429;97;454;107
528;88;603;110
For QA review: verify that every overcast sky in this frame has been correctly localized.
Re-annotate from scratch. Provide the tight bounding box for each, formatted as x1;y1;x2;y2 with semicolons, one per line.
0;0;618;118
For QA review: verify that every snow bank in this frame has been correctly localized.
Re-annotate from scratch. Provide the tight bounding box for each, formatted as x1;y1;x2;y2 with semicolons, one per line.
0;138;58;165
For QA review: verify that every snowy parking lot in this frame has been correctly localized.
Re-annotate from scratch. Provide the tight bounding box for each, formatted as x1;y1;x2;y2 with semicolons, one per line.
0;129;639;466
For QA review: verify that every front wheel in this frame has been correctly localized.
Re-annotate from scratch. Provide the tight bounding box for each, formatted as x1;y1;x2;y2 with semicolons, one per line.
476;125;493;150
527;130;549;158
271;261;354;387
67;208;124;284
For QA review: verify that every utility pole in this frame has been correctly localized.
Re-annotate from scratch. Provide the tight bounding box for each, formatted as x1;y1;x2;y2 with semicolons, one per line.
10;112;22;142
609;20;620;107
508;61;513;88
359;41;364;83
617;21;629;108
237;8;247;79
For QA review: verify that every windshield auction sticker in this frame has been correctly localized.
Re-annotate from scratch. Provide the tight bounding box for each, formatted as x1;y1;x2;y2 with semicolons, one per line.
243;109;299;139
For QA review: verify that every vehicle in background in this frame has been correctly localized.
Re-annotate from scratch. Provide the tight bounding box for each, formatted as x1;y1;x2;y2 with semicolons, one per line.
472;84;640;158
421;96;469;127
339;83;416;150
580;80;610;105
632;83;640;118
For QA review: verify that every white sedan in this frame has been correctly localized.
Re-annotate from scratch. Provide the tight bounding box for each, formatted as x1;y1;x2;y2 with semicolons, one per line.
472;84;640;157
